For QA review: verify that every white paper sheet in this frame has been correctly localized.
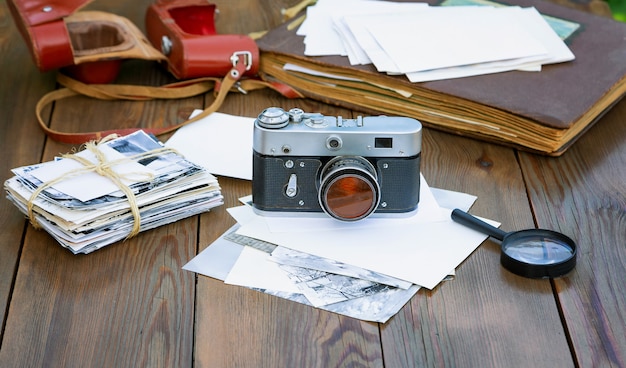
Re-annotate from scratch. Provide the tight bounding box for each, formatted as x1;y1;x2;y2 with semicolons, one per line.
235;206;496;289
165;111;255;180
300;0;429;57
224;246;301;293
330;2;430;64
300;2;574;82
367;7;547;74
404;7;574;82
429;188;477;212
29;144;156;202
341;13;402;71
182;186;479;321
182;224;244;280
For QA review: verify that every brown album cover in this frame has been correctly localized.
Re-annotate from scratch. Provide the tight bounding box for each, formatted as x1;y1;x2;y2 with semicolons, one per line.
257;0;626;155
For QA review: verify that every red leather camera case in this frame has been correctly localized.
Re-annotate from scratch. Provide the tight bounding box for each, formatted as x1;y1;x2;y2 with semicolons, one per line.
146;0;260;80
7;0;88;71
8;0;165;83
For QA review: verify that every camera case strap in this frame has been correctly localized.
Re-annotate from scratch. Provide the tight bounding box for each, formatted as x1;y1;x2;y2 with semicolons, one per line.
35;60;301;144
9;0;303;144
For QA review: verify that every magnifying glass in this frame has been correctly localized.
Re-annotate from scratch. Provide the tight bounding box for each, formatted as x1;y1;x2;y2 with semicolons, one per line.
451;209;577;278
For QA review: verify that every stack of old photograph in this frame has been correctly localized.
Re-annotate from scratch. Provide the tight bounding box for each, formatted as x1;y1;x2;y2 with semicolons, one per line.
4;131;223;254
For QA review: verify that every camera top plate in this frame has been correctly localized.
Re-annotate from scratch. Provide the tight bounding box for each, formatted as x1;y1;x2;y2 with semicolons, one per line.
253;107;422;158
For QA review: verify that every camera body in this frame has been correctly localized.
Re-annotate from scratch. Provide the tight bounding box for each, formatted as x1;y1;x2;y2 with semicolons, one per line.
252;107;422;221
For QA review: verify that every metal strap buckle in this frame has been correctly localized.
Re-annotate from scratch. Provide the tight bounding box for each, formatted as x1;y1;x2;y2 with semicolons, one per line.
230;51;253;71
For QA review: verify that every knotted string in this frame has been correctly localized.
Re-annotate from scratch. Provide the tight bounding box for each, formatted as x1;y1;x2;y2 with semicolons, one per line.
27;135;179;239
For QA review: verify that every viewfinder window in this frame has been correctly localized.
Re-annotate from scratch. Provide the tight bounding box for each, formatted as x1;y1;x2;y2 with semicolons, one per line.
375;137;393;148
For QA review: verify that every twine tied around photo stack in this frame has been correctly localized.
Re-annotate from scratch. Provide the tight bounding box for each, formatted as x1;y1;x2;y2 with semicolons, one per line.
26;135;181;239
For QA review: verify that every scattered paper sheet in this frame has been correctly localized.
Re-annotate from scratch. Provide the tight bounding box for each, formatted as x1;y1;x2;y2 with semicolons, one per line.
366;7;548;74
228;176;494;290
224;246;301;293
183;185;486;322
234;206;495;290
279;263;396;307
166;111;255;180
429;187;477;212
182;225;243;280
404;7;574;82
270;246;413;289
299;0;428;57
183;222;421;323
297;0;574;82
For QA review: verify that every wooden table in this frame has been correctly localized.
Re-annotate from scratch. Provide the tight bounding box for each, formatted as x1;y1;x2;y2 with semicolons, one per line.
1;1;624;367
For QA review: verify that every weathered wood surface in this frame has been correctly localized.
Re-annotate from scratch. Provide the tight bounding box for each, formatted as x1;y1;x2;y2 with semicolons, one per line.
0;0;623;367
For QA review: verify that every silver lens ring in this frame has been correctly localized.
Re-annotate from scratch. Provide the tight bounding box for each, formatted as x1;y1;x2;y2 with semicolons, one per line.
318;156;380;221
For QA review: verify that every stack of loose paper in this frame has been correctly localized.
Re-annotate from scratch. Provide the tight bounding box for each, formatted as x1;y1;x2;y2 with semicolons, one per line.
4;131;223;254
165;111;498;322
184;176;498;322
296;0;575;82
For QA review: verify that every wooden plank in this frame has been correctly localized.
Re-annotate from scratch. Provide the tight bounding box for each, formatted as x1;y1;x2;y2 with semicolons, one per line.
0;73;200;368
194;88;387;367
1;0;621;367
380;129;574;366
0;220;197;367
0;0;54;335
518;98;626;367
189;4;386;366
0;0;199;366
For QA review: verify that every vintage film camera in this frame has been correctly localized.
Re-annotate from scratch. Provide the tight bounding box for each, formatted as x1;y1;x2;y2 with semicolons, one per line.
252;107;422;221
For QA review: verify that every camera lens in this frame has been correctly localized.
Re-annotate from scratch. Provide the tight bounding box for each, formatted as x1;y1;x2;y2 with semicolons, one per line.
318;157;380;221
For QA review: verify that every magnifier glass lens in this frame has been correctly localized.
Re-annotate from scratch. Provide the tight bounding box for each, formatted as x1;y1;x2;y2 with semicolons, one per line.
502;235;574;265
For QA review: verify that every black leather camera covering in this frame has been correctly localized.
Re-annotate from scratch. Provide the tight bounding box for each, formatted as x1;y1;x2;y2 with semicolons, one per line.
252;151;420;215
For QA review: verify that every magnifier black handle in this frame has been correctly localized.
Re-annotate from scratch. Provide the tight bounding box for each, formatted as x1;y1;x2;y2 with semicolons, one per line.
451;209;507;241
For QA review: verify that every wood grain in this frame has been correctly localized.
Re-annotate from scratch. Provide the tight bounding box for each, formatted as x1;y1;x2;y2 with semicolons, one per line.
0;0;54;334
380;129;573;367
1;1;197;367
194;95;384;367
1;0;624;367
1;220;197;367
519;99;626;367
